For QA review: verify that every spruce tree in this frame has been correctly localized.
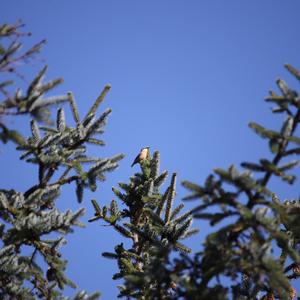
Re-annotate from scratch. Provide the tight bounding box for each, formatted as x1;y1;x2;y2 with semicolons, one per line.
90;151;199;299
0;22;70;144
173;65;300;299
91;65;300;299
2;20;300;300
0;22;123;299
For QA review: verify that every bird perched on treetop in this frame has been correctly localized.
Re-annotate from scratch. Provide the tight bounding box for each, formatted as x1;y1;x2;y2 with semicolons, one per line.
131;147;150;167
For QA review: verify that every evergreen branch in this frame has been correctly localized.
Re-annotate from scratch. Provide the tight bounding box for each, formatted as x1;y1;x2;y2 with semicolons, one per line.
283;147;300;156
172;210;193;225
170;203;184;221
164;173;177;223
30;120;41;143
30;95;70;110
83;84;111;123
112;223;132;238
143;208;165;226
57;108;66;132
249;107;300;207
60;166;73;181
173;218;192;240
174;242;191;253
27;65;48;97
150;151;160;179
91;199;102;215
153;170;168;188
285;63;300;82
51;175;80;186
181;228;199;239
67;92;80;126
156;187;169;217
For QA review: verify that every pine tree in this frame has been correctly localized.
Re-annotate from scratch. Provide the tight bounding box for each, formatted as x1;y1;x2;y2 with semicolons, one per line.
90;151;198;299
0;22;123;299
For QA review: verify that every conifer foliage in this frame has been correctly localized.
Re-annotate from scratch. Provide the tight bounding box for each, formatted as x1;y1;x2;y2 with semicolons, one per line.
2;20;300;300
0;22;70;145
177;65;300;299
90;151;198;299
0;22;123;299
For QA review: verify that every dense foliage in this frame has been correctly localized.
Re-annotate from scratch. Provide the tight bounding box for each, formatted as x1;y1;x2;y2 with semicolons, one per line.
90;152;198;298
1;21;300;300
91;68;300;300
177;64;300;299
0;22;123;299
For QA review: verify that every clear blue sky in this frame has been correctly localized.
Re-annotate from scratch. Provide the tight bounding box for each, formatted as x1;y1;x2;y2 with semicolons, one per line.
2;1;300;299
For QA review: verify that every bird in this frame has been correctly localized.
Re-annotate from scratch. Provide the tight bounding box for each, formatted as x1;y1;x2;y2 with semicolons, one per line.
131;147;150;167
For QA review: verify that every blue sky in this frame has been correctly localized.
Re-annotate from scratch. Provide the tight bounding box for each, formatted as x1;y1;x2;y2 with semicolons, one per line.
2;1;300;299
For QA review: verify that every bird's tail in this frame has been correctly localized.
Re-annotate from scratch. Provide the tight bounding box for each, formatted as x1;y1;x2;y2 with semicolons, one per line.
131;156;139;167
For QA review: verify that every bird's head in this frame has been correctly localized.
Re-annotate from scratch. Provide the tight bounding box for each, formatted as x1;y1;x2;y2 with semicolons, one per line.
141;146;150;151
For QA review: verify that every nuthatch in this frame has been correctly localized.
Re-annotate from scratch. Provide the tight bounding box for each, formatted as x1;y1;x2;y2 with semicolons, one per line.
131;147;150;167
